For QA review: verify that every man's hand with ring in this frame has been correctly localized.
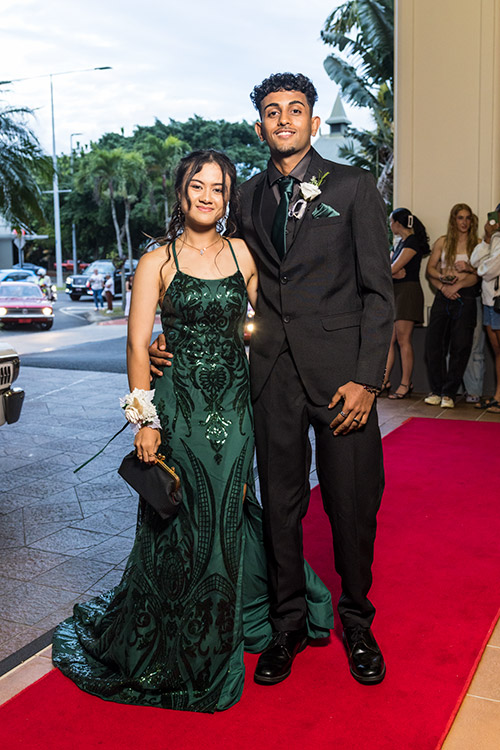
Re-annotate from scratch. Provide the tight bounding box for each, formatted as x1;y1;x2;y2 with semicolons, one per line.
149;333;173;379
328;381;376;435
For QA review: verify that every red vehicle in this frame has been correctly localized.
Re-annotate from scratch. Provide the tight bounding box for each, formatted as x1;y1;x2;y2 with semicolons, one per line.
0;281;54;330
54;260;90;271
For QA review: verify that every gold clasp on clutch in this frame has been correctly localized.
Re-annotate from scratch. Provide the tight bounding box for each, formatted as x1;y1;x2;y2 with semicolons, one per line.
154;453;181;491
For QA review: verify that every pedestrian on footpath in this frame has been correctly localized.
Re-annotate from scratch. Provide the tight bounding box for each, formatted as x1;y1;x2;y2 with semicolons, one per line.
90;268;104;311
124;273;133;317
104;273;114;313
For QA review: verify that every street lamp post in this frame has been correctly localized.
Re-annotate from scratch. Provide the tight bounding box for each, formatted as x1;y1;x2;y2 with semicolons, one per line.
49;75;64;287
70;132;82;274
0;66;111;287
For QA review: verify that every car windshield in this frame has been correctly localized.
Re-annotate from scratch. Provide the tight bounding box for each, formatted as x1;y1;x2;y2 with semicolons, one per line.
85;262;114;275
1;273;36;282
0;284;44;299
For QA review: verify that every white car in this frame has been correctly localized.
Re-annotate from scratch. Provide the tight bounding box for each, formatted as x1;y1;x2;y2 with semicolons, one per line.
0;268;38;283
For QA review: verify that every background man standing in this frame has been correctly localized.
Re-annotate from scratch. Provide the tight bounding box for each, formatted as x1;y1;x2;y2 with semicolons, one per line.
89;267;105;311
239;73;394;686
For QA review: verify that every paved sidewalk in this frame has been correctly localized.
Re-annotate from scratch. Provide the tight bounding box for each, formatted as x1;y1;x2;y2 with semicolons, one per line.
0;366;132;663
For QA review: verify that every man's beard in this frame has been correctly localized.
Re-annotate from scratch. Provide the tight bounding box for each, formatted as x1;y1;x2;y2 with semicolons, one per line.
273;142;298;158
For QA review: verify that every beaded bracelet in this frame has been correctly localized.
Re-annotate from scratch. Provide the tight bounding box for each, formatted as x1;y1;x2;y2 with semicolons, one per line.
360;383;379;395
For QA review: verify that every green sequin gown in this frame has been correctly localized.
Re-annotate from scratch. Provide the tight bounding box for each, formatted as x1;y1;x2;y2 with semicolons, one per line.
52;241;334;713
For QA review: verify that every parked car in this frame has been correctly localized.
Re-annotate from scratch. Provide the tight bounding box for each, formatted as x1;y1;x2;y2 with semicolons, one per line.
54;260;90;271
0;281;54;329
65;259;138;301
0;345;24;425
0;268;38;283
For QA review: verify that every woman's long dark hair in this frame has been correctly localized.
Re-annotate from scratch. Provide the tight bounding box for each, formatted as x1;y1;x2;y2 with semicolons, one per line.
391;207;430;255
161;149;239;247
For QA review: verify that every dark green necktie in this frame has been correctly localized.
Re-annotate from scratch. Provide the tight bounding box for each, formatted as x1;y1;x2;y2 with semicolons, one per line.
271;176;295;259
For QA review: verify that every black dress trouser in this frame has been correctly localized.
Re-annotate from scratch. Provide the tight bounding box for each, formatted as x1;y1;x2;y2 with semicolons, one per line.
253;348;385;632
425;291;477;398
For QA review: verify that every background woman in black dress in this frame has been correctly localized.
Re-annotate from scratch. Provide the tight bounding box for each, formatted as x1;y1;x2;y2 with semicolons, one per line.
383;208;430;399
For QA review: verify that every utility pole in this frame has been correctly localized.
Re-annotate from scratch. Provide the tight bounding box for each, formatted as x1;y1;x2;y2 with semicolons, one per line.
0;67;112;287
70;132;82;275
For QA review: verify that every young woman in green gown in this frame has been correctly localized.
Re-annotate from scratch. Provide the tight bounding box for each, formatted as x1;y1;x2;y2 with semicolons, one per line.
52;150;333;713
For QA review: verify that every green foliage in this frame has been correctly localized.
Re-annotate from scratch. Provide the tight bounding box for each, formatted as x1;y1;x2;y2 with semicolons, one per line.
138;134;190;229
321;0;394;204
0;102;51;229
134;115;268;180
96;131;130;151
26;114;267;265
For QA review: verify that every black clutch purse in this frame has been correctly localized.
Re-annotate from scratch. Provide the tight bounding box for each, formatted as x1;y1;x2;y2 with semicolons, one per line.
118;451;182;519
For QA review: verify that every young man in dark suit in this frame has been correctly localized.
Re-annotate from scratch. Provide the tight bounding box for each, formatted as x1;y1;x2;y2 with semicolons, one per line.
149;72;393;686
240;73;394;686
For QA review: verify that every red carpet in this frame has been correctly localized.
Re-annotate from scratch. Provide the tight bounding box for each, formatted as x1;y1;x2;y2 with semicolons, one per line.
2;418;500;750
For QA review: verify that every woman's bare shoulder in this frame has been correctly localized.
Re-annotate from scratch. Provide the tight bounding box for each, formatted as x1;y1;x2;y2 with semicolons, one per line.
431;235;446;252
227;236;252;257
228;237;256;269
141;244;170;262
136;245;171;271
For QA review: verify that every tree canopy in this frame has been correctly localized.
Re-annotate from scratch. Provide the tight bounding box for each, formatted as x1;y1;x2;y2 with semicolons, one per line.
321;0;394;204
0;102;51;229
23;114;268;267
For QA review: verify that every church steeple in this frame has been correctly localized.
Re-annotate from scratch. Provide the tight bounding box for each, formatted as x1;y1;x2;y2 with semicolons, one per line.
314;92;353;165
325;94;350;135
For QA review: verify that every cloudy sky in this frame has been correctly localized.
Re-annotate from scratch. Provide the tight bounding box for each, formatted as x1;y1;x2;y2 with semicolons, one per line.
1;0;372;156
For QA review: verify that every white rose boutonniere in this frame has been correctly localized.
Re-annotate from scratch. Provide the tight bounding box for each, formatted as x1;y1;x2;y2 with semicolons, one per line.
300;181;322;201
299;171;329;202
290;171;330;220
120;388;161;434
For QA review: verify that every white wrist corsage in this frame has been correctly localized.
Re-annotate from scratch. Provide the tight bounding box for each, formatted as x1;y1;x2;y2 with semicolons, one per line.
120;388;161;435
289;171;330;220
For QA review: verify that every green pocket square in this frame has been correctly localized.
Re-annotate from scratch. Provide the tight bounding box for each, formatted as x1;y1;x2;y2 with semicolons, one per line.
312;203;340;219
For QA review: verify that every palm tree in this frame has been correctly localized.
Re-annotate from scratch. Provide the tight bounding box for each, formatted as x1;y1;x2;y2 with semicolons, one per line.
118;151;146;268
81;147;149;305
0;103;50;228
139;134;189;229
82;147;125;259
321;0;394;203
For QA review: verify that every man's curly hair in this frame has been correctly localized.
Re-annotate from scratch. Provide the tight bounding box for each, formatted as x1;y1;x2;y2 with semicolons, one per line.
250;73;318;115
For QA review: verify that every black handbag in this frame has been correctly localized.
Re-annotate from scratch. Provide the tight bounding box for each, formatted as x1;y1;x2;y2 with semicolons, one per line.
118;451;182;519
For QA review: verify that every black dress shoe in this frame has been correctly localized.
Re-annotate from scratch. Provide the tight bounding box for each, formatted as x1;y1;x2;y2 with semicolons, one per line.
343;626;386;685
254;629;308;685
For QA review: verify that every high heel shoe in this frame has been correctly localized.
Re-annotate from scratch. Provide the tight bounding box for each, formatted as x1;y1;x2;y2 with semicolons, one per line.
388;383;413;400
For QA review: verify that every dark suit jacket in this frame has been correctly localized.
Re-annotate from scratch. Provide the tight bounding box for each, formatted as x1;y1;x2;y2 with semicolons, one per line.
238;147;394;405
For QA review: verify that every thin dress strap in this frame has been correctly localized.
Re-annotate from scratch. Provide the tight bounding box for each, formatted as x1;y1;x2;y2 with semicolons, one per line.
171;240;180;271
226;239;240;273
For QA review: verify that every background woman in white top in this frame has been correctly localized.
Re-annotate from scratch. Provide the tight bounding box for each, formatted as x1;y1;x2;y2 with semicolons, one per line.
424;203;480;408
471;205;500;413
